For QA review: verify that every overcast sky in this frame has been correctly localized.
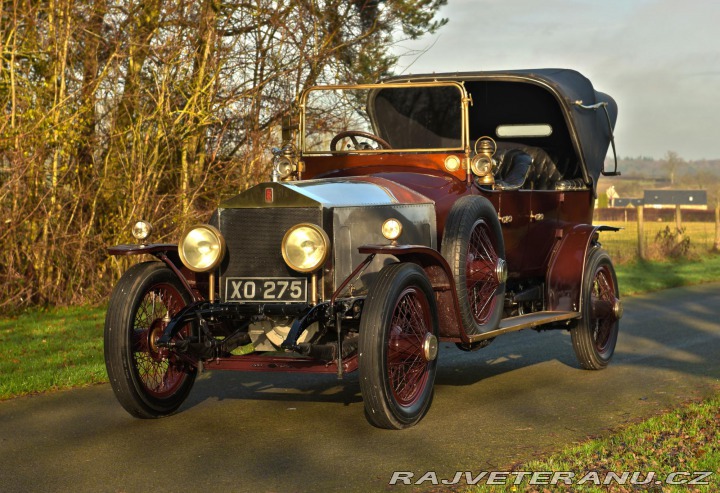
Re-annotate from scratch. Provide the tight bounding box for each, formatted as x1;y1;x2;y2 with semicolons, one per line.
392;0;720;161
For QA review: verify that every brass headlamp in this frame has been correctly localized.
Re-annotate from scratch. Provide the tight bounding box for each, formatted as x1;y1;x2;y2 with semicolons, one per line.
471;136;497;186
271;144;299;182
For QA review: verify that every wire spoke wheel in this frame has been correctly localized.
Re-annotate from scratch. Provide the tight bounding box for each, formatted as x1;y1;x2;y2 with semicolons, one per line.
105;262;197;418
387;287;433;407
571;248;621;370
466;219;502;325
359;263;439;429
442;195;506;336
131;283;190;398
589;264;617;352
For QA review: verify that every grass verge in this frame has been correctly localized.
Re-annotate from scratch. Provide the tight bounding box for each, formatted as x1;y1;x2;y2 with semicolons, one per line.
0;305;107;400
466;393;720;492
617;253;720;296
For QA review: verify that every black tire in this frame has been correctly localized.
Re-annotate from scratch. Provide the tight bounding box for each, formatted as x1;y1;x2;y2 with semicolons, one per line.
105;261;197;418
441;195;506;335
571;248;621;370
359;263;439;429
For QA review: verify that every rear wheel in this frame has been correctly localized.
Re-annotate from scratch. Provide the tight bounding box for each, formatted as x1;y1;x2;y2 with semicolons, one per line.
105;262;197;418
571;248;621;370
359;263;439;429
441;196;506;335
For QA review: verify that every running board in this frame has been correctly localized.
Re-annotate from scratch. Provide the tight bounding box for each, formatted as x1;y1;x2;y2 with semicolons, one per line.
467;311;580;343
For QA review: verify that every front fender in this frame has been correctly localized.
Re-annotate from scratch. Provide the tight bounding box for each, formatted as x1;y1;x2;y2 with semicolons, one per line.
108;244;204;302
546;225;620;312
358;244;467;342
107;243;179;257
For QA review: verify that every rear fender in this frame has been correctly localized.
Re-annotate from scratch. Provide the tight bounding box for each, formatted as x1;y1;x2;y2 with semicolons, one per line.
358;244;468;342
546;225;620;312
107;244;205;302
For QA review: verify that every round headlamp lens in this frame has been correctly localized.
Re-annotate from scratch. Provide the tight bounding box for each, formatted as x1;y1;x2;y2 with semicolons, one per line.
381;218;402;241
132;220;153;241
471;155;493;176
282;224;329;273
179;225;226;272
275;156;295;179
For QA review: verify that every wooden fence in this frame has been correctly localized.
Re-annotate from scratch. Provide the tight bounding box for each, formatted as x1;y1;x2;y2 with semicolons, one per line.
594;206;720;261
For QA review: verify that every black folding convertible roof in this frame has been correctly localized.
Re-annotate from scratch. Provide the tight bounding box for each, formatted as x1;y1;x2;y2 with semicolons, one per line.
384;69;618;188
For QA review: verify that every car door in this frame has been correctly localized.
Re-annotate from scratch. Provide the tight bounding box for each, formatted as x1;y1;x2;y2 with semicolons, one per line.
522;190;560;275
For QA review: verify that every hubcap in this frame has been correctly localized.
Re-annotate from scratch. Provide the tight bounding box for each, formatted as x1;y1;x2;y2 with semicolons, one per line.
422;333;438;362
495;258;508;283
613;298;624;320
147;321;167;361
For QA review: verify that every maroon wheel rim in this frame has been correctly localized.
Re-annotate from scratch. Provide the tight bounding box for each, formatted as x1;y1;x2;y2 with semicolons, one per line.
589;265;617;352
131;282;191;398
466;219;501;325
386;287;432;407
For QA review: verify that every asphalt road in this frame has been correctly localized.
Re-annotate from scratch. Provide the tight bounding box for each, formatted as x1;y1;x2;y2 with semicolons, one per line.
1;283;719;493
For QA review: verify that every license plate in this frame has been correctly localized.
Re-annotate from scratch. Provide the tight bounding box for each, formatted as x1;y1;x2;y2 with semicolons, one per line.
224;277;307;303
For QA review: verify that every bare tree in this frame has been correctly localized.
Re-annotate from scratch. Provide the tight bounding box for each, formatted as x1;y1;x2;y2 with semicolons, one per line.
0;0;448;309
663;150;683;186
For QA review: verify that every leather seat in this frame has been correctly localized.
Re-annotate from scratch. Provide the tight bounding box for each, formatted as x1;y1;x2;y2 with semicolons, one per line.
522;146;563;190
493;143;563;190
493;148;533;190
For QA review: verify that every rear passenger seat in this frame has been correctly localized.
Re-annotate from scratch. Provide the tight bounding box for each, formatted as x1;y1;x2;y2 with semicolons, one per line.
492;143;587;191
493;148;532;190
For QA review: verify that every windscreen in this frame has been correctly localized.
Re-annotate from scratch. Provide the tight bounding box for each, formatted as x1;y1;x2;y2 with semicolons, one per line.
302;84;464;154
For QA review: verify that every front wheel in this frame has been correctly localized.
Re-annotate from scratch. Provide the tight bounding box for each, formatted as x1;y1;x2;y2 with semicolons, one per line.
105;261;197;418
571;248;621;370
359;263;439;429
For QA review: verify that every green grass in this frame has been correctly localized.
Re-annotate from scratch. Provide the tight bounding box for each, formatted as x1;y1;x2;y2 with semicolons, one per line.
466;393;720;492
616;254;720;296
0;305;107;400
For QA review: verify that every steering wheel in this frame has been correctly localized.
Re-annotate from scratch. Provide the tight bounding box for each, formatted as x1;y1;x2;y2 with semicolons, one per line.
330;130;392;151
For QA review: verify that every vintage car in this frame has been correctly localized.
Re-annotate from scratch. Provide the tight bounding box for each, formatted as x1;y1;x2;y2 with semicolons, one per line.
105;68;623;429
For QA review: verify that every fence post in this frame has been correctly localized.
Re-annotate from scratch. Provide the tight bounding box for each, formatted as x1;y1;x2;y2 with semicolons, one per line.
637;205;645;260
675;204;683;242
715;200;720;252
